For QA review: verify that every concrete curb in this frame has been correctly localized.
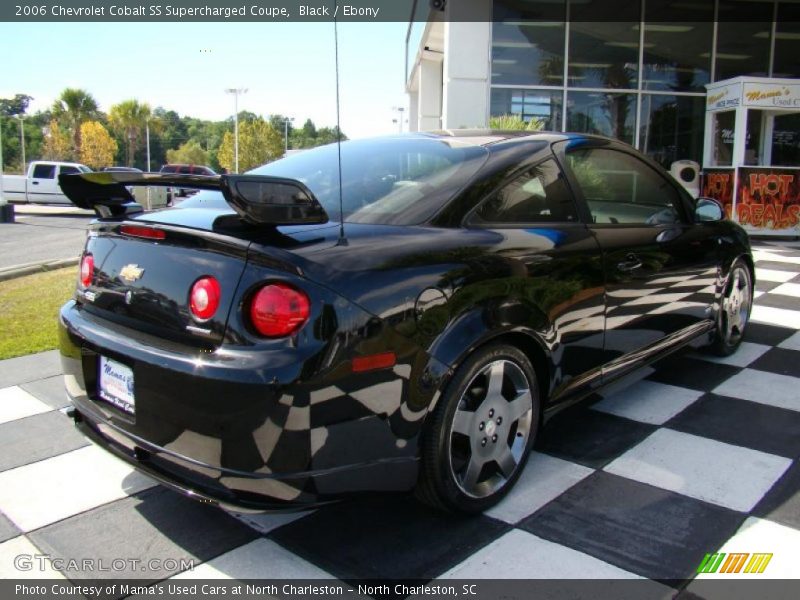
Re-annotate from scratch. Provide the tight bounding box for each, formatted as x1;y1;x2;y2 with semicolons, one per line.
0;257;79;282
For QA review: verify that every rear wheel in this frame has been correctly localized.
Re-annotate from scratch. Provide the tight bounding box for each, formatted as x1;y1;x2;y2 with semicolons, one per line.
416;344;539;513
710;259;753;356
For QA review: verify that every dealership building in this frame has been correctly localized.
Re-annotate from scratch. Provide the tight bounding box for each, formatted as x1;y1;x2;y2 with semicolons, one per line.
405;0;800;171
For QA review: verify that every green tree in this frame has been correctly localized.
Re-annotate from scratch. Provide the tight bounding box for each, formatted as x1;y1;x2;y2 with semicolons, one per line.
109;100;152;167
489;114;543;131
79;121;117;169
217;118;283;173
51;88;99;156
166;140;210;165
0;94;33;117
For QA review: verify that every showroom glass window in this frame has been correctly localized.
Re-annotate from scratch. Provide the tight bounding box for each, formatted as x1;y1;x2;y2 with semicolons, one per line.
639;95;706;168
567;92;636;145
773;2;800;78
492;1;566;86
490;88;563;131
715;1;771;81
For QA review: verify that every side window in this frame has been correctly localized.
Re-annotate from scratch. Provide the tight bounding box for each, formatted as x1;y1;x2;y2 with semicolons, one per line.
566;148;684;225
179;166;192;174
60;166;80;176
32;164;56;179
474;159;578;224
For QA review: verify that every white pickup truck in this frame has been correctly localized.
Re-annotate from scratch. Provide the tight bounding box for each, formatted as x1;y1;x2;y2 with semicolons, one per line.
2;161;92;204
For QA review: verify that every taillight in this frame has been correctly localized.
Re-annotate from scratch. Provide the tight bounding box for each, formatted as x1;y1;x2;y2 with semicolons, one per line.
249;283;310;337
190;276;221;321
79;254;94;288
120;225;166;240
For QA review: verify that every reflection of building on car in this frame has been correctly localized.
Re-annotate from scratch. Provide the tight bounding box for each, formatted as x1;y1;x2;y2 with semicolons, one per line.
58;131;753;515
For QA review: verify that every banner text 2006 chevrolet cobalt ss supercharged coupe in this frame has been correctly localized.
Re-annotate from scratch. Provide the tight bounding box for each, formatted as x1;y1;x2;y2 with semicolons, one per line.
59;131;753;513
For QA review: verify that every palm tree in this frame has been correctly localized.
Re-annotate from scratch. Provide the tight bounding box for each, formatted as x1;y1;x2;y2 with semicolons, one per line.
109;100;152;167
51;88;99;156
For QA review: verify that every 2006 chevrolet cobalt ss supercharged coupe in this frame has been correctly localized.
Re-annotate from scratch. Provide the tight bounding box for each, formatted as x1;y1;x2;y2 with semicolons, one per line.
58;131;753;513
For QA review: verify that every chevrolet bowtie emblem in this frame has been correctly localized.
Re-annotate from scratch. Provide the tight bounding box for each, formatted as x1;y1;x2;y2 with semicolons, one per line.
119;264;144;283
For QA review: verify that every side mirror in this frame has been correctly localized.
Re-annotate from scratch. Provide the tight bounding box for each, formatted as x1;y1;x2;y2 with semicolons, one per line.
694;197;724;222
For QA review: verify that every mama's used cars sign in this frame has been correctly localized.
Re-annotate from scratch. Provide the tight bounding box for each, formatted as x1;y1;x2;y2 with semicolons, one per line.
743;81;800;109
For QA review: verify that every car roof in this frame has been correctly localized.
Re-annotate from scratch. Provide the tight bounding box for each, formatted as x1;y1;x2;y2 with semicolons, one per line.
381;130;602;149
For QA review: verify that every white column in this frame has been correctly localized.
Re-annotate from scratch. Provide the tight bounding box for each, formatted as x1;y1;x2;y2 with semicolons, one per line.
442;1;492;129
419;56;443;131
408;92;419;133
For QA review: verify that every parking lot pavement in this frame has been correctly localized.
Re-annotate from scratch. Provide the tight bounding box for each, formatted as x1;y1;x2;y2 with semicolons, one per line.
0;210;91;270
0;243;798;587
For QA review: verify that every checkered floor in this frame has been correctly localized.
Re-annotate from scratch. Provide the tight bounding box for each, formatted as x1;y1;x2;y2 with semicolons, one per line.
0;242;799;592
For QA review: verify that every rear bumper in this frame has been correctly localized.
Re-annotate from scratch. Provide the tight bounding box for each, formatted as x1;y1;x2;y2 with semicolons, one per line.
59;300;430;511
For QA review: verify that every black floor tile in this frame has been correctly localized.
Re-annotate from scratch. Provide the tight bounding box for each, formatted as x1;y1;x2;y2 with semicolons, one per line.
756;261;800;273
0;411;88;472
0;511;20;544
20;375;70;410
647;355;740;391
28;487;259;581
270;494;509;581
748;347;800;378
666;393;800;459
754;293;800;312
537;408;656;469
744;322;796;346
520;471;745;581
752;461;800;530
755;280;780;293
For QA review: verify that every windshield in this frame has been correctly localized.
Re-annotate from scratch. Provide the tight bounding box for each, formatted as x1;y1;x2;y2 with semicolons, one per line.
248;137;489;225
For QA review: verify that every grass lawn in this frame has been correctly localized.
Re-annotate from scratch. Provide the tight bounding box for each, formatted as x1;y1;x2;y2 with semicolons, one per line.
0;267;77;360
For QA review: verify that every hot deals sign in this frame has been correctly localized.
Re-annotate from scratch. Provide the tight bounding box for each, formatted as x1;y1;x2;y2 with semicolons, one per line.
702;167;800;233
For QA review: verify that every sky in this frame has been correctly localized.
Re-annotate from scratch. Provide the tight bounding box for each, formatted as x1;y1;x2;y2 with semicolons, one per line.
0;20;411;139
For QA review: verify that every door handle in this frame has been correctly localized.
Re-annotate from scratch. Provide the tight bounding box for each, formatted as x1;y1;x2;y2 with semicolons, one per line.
32;181;39;185
617;254;642;272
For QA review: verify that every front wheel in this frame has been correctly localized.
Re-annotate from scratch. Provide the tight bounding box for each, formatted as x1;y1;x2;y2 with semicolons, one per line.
709;259;753;356
416;344;540;513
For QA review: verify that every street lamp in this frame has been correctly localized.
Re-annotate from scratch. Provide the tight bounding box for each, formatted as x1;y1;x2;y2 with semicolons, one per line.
391;106;406;134
16;115;25;172
225;88;248;173
283;117;294;154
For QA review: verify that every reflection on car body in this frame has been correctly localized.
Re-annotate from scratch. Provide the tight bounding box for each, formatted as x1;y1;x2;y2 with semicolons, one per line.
59;131;753;514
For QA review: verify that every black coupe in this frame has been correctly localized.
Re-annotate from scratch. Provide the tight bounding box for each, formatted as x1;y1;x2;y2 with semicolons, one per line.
58;131;753;513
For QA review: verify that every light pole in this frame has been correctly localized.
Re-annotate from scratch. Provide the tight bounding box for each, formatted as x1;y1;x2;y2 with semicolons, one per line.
392;106;406;134
0;115;5;206
283;117;294;154
145;120;151;172
225;88;247;173
17;115;25;172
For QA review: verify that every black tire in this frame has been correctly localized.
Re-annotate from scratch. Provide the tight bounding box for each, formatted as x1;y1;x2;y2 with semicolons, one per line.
709;258;753;356
416;343;540;513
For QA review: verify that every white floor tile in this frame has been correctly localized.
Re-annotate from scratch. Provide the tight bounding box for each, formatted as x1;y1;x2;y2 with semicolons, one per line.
778;331;800;351
0;386;51;425
753;250;800;265
604;429;791;512
693;342;771;368
0;535;65;579
485;453;593;524
769;282;800;298
714;369;800;412
755;268;797;283
0;446;155;532
230;510;314;534
439;529;643;579
750;305;800;329
693;517;800;580
171;538;335;579
592;380;702;425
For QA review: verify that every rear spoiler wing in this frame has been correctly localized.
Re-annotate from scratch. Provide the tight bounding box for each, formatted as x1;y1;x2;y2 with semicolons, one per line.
58;172;329;225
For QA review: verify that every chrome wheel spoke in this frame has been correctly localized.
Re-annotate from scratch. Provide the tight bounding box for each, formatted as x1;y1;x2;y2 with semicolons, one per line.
496;447;517;478
507;390;532;422
452;408;473;436
461;455;484;490
486;361;505;400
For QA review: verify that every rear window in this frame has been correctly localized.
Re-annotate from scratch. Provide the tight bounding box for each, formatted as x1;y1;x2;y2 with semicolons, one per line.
32;164;56;179
249;138;490;225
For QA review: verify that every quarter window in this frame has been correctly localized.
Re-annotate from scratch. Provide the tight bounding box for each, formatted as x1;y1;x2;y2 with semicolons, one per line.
474;159;578;224
566;147;684;225
60;166;80;176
